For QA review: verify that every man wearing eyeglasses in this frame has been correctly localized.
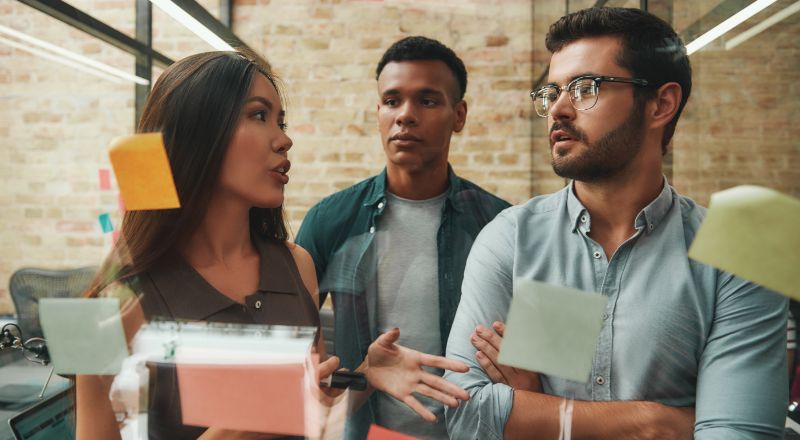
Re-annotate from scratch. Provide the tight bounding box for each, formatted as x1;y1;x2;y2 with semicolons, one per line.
444;7;788;439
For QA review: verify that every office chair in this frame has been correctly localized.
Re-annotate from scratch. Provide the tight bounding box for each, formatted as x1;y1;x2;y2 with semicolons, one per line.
9;267;97;340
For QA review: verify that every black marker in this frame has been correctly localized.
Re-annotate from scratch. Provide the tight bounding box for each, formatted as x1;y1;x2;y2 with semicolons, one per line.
320;371;367;391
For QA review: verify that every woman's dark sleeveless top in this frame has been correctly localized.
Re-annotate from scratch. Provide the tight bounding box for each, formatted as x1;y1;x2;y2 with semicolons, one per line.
136;238;319;440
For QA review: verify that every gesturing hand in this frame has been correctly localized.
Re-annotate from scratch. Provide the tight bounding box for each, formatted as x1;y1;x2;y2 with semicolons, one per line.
471;321;541;392
366;328;470;422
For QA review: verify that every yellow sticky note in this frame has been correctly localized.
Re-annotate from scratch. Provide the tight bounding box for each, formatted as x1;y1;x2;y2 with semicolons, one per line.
108;133;180;211
688;185;800;299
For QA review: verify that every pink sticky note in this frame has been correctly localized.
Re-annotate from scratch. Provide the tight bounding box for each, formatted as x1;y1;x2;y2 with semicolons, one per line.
367;424;418;440
117;193;125;212
112;230;120;245
177;362;308;436
99;168;112;190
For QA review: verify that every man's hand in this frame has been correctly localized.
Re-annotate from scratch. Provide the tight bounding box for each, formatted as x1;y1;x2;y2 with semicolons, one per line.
366;328;470;422
471;321;541;391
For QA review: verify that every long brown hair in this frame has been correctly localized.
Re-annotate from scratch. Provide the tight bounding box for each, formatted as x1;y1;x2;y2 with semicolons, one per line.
87;49;288;297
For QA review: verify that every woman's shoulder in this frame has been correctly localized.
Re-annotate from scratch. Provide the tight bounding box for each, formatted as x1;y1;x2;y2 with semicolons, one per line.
285;242;316;280
285;241;313;265
97;279;138;303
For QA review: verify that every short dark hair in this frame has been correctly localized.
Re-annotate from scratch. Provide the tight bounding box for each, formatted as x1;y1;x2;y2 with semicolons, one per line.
376;36;468;102
546;7;692;153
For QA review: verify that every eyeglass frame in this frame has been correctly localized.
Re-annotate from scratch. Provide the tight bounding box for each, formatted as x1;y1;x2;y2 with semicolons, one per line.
530;75;650;117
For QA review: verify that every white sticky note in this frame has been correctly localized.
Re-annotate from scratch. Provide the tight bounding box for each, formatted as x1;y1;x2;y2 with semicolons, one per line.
688;185;800;300
39;298;129;375
498;279;608;383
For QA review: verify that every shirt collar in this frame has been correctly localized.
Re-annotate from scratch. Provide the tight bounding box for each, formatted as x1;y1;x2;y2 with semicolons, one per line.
634;177;673;234
566;176;673;235
153;239;297;320
566;182;588;233
363;164;464;213
253;238;300;294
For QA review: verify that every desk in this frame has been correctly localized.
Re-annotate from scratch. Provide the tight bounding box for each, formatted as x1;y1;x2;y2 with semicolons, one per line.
0;351;71;440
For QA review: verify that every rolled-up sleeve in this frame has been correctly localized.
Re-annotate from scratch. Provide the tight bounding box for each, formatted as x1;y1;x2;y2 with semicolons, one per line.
445;213;516;439
694;272;789;439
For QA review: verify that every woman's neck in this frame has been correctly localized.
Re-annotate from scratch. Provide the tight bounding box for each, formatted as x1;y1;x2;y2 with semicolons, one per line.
180;191;256;269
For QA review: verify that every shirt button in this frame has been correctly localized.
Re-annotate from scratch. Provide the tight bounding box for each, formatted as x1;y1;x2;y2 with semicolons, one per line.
602;312;609;320
580;215;587;223
378;202;385;209
593;251;602;259
369;226;375;234
648;224;655;230
595;376;605;385
254;300;262;310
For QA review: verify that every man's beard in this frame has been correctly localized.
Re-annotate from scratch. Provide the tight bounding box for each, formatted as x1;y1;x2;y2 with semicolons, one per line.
550;101;646;182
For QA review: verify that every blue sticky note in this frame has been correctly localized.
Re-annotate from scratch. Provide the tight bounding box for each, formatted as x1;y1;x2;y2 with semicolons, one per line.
98;212;113;233
39;298;129;375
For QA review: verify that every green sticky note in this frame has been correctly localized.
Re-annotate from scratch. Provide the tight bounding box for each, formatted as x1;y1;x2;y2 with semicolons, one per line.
39;298;129;375
688;185;800;300
98;212;113;233
498;279;608;383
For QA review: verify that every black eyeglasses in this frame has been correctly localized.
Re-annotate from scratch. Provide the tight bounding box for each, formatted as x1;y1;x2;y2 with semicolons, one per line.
530;75;650;117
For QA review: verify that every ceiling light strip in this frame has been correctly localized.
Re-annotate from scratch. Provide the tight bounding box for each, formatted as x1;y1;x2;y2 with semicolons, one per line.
0;25;149;85
0;35;124;84
725;0;800;50
149;0;234;51
685;0;779;55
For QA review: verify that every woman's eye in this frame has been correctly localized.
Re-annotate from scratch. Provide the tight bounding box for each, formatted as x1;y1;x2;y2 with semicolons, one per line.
252;110;267;121
278;122;288;132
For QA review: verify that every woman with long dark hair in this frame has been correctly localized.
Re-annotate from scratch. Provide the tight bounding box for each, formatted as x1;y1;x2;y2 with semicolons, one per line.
77;49;338;439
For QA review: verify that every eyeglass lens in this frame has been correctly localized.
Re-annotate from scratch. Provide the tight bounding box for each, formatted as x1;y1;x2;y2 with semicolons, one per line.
533;78;600;117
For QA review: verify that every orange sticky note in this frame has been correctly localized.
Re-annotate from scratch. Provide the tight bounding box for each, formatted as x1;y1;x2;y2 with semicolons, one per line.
108;133;180;211
367;424;418;440
176;362;308;436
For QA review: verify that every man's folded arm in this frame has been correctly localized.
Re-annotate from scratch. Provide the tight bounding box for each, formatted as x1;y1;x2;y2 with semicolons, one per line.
693;272;788;440
445;214;517;439
444;213;695;439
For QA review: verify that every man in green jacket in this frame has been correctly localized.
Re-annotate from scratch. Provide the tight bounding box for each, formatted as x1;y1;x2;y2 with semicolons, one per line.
296;36;509;439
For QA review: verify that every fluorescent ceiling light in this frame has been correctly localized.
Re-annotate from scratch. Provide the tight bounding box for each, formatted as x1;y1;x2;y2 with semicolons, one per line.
685;0;779;55
0;35;124;84
725;0;800;50
0;25;149;85
149;0;234;51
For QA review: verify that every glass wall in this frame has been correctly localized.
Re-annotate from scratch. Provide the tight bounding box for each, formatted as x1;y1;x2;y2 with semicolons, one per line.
0;1;796;438
0;2;136;313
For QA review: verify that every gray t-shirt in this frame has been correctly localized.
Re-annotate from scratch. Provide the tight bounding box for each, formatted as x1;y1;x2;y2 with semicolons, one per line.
375;191;448;439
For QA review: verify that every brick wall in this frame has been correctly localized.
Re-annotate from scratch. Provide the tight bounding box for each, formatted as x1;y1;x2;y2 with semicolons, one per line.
0;1;135;314
671;0;800;204
232;0;535;233
0;0;797;314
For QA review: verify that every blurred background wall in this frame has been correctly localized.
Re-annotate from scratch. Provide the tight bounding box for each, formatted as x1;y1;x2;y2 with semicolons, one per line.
0;0;797;313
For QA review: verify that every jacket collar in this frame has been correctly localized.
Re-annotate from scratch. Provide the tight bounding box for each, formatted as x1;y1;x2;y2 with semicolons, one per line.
363;164;465;213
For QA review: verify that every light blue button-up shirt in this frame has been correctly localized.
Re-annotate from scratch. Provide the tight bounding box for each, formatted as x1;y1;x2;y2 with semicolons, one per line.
445;181;788;439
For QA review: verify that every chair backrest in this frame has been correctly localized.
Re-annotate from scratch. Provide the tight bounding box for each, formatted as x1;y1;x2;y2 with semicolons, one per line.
9;267;98;339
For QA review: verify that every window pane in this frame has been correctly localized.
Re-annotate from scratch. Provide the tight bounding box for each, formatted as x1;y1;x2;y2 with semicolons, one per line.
0;2;136;314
